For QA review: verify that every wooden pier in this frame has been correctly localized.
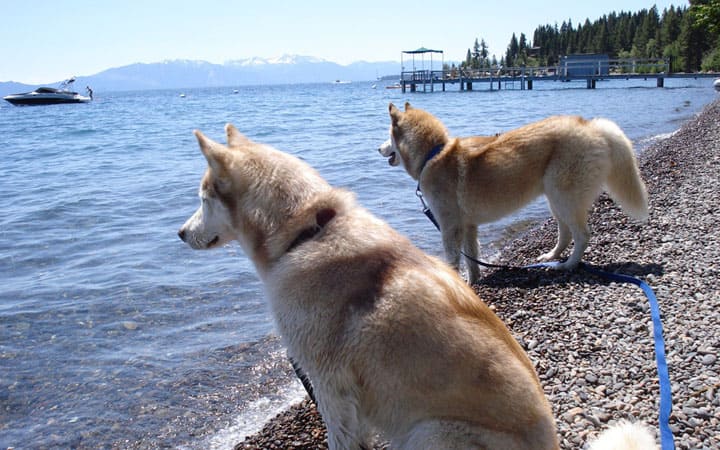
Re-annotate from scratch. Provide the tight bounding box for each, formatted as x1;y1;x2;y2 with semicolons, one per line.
400;58;720;93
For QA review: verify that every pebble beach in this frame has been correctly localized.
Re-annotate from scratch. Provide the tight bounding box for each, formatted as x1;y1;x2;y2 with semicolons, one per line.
237;98;720;450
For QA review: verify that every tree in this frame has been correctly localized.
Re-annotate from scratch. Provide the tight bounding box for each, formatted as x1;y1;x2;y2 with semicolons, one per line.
492;3;715;72
594;20;611;53
660;6;683;45
691;0;720;71
472;38;481;69
679;5;710;71
701;47;720;70
518;33;528;64
506;33;519;66
690;0;720;36
480;39;489;68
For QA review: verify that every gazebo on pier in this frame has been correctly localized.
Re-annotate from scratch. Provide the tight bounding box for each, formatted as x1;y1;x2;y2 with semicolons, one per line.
401;47;444;92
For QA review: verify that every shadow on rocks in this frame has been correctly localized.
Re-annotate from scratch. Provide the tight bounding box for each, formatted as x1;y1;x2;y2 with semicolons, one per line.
477;261;664;290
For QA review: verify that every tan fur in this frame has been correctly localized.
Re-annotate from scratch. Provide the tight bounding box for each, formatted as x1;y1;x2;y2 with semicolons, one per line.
179;125;656;449
379;103;648;284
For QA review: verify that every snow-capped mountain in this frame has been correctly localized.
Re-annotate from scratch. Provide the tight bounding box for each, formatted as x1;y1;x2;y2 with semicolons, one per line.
227;54;330;66
0;55;401;93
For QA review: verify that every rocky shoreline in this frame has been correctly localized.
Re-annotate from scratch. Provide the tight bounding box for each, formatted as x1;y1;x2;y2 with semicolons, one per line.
237;98;720;449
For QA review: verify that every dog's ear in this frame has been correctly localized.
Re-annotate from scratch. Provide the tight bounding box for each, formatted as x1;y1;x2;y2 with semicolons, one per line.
225;123;252;148
404;102;412;111
194;130;231;175
389;102;402;125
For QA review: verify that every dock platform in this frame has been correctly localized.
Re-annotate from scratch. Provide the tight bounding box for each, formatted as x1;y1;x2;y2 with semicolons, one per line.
400;59;720;92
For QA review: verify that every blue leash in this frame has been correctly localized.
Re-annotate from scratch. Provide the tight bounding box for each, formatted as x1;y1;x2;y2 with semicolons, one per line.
417;193;675;449
580;264;674;450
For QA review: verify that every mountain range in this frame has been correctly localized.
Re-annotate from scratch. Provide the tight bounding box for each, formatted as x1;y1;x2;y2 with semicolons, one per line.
0;55;403;95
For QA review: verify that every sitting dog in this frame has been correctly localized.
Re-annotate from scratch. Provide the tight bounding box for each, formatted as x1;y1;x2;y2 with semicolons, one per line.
379;103;648;284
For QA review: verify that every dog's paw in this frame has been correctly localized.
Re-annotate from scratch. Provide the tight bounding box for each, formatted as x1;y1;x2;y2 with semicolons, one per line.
551;260;579;271
536;251;558;262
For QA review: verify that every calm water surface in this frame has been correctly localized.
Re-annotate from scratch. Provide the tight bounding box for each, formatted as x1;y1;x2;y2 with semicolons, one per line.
0;78;716;448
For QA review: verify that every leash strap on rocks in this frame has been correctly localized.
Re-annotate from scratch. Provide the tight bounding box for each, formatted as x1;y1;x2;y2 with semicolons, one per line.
580;264;675;450
417;195;675;449
289;355;317;405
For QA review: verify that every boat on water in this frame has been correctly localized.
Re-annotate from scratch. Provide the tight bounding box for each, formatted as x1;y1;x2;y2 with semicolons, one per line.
3;78;92;106
714;78;720;92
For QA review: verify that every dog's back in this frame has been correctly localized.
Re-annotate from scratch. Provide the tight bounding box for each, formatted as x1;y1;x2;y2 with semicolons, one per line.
265;190;559;449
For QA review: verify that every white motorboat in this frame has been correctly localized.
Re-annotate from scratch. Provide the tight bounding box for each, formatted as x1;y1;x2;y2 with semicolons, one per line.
3;78;92;106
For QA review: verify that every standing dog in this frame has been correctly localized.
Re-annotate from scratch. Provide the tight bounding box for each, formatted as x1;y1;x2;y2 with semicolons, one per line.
178;124;655;449
378;103;648;284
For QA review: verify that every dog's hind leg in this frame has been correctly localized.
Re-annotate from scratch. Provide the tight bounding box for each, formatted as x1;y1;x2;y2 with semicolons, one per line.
557;214;590;270
462;224;481;285
537;203;572;263
546;202;590;270
395;420;557;450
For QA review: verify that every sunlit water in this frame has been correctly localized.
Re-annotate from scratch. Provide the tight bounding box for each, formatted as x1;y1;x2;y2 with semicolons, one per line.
0;77;716;448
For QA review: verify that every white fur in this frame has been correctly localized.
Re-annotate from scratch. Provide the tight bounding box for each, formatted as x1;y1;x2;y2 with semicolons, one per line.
180;193;234;250
588;421;658;450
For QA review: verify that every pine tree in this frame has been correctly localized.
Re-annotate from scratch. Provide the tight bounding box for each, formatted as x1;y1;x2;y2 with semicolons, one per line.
472;38;481;69
480;39;489;68
494;3;717;72
506;33;519;66
690;0;720;70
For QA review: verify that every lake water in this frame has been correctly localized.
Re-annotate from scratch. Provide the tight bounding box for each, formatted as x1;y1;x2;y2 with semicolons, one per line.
1;77;716;448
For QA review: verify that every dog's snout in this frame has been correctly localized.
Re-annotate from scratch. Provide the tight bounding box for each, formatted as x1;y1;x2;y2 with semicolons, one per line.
178;228;186;242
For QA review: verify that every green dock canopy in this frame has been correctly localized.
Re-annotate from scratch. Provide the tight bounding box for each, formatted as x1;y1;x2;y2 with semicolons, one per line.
403;48;443;54
401;48;444;73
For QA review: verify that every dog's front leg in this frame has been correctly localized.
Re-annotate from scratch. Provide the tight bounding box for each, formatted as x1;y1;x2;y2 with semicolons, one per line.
325;419;372;450
318;391;372;450
462;224;481;285
441;225;463;275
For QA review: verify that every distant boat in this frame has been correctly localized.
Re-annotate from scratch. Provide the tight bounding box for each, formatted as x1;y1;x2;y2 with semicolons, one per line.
179;93;186;98
233;89;239;94
385;82;403;90
3;78;92;106
332;80;351;84
714;78;720;92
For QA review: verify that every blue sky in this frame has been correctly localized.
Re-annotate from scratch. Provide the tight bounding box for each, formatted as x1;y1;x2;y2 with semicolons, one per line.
2;0;684;84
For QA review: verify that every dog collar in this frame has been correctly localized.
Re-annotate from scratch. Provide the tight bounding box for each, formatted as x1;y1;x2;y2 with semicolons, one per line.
286;208;336;253
419;144;445;174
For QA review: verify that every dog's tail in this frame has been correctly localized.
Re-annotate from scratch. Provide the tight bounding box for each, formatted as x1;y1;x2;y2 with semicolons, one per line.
592;118;649;221
587;421;658;450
